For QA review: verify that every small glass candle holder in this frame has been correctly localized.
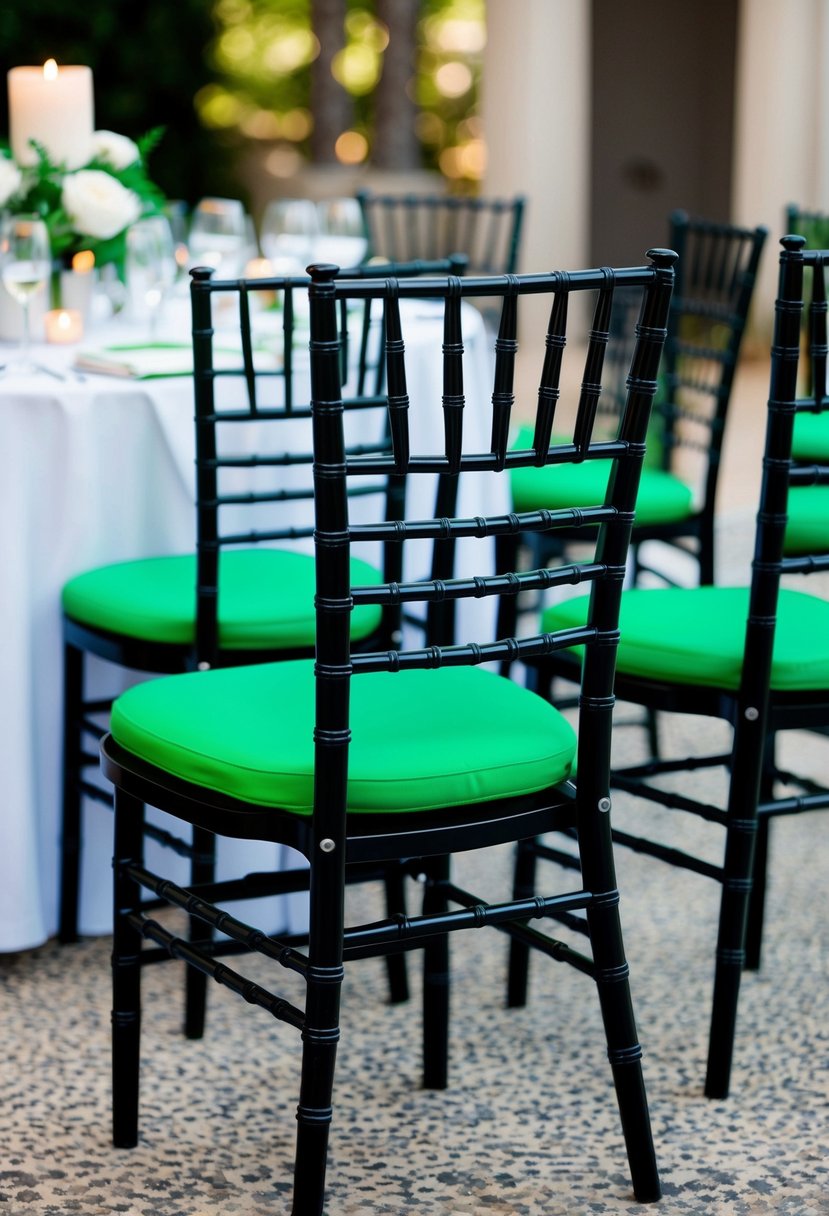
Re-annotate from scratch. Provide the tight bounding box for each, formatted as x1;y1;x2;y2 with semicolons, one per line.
44;307;83;343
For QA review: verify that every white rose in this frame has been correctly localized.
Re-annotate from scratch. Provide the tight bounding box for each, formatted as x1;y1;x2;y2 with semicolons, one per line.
91;129;140;171
62;169;142;240
0;155;22;207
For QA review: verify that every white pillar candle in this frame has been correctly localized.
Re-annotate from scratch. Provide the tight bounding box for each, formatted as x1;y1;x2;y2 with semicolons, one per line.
8;61;94;169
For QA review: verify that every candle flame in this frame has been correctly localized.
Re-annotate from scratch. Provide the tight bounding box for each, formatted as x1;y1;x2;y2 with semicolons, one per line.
58;311;72;330
43;58;58;80
72;249;95;273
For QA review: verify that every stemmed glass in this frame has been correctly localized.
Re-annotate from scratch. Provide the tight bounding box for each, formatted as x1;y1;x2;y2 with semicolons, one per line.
125;216;177;336
259;199;319;274
315;197;368;269
187;197;250;277
1;214;51;373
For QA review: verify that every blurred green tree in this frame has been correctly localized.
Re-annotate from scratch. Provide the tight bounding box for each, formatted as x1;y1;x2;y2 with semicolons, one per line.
200;0;485;188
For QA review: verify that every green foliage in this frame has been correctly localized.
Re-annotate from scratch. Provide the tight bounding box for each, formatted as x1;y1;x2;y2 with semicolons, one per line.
7;136;165;266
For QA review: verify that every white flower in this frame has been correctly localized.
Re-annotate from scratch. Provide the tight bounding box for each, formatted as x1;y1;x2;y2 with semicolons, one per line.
62;169;142;240
0;155;22;207
91;129;140;171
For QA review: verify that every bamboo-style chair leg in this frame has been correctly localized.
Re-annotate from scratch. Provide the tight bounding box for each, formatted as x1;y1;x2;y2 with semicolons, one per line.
292;896;345;1215
705;798;759;1099
588;895;661;1203
59;641;85;944
112;789;145;1148
507;838;538;1008
743;815;770;972
422;855;450;1090
744;739;775;972
184;825;215;1039
383;867;410;1004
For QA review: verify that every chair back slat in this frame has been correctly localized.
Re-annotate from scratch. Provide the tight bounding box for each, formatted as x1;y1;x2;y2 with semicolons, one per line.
573;274;615;454
532;284;568;457
382;290;410;472
238;286;257;413
489;287;519;467
442;290;465;472
809;251;828;402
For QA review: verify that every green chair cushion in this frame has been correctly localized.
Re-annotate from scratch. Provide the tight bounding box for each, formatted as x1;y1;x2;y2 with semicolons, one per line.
792;411;829;461
542;586;829;691
62;548;382;649
110;661;577;815
509;426;694;525
785;486;829;555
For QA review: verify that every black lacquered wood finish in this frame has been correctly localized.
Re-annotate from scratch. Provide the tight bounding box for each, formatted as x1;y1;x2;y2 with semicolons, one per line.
520;237;829;1101
101;251;676;1213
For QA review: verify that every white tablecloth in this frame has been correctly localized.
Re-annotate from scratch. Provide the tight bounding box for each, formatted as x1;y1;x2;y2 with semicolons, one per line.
0;298;501;951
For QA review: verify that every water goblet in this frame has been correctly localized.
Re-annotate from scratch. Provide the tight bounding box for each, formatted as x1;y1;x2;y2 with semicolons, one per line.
315;197;368;269
259;198;319;274
187;197;250;278
0;214;51;374
126;216;177;336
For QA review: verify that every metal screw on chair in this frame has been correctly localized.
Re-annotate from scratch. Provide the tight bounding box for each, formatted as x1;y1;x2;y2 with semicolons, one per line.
197;661;211;671
320;838;336;853
745;706;759;721
598;797;612;813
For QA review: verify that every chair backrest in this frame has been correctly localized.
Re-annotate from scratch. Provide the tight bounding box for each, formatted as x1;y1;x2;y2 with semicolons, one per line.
729;236;829;789
356;189;526;276
600;210;767;576
188;256;467;667
306;251;676;844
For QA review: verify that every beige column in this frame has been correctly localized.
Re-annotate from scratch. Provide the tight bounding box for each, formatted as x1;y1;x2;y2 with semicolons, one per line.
481;0;591;275
732;0;829;330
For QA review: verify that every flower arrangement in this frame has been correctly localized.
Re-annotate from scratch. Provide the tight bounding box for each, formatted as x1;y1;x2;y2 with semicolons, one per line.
0;127;165;271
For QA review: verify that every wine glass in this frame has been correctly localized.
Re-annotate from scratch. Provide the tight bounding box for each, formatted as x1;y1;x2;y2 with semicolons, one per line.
187;197;250;278
315;197;368;269
0;214;51;373
126;216;177;336
259;198;319;274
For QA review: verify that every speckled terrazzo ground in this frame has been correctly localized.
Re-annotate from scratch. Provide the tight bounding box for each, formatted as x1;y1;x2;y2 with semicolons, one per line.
2;508;829;1215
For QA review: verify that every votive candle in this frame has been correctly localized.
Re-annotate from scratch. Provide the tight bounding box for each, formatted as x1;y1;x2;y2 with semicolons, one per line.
44;308;83;344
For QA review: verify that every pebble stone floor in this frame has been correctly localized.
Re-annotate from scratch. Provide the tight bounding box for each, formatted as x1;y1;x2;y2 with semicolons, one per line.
2;498;828;1214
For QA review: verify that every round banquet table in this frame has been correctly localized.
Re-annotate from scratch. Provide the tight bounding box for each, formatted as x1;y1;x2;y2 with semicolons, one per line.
0;295;502;951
